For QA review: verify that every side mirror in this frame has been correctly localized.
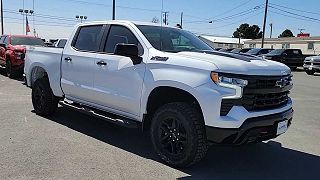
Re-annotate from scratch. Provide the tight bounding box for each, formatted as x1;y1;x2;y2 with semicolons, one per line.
282;53;288;56
114;44;142;65
0;43;7;50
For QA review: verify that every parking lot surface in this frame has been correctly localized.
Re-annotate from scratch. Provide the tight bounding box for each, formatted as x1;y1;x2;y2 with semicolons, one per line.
0;69;319;180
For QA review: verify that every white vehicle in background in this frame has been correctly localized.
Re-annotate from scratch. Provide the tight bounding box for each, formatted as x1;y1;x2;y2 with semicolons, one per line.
24;20;294;167
304;54;320;75
53;38;68;48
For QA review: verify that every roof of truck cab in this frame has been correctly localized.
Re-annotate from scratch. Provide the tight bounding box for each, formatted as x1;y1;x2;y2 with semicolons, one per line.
78;20;178;28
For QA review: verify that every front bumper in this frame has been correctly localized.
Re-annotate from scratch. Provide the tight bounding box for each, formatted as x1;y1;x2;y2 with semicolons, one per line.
206;108;293;145
303;62;320;71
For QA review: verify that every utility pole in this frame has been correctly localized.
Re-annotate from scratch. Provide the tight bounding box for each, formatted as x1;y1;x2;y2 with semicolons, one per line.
1;0;4;35
261;0;269;48
180;12;183;29
112;0;115;20
33;0;35;36
269;23;273;38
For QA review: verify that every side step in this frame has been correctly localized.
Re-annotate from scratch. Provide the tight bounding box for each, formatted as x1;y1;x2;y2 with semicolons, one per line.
59;100;141;129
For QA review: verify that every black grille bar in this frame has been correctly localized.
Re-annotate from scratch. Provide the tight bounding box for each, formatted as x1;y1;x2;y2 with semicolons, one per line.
220;74;292;116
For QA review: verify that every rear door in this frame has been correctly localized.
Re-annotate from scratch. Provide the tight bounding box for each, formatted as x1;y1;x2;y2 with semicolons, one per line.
284;49;303;67
61;25;105;103
93;24;146;117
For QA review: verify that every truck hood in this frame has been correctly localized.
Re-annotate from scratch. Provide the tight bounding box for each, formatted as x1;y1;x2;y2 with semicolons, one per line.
305;56;320;62
9;45;26;52
169;51;291;76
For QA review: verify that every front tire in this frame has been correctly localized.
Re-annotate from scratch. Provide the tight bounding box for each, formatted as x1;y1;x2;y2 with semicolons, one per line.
6;60;15;78
306;70;315;75
32;77;59;116
150;102;208;167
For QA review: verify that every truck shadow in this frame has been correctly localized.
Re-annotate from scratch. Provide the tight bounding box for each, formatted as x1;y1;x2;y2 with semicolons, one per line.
42;107;320;180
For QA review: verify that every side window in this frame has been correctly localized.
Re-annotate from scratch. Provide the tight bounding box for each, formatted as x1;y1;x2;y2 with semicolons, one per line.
57;39;67;48
73;25;103;51
0;36;4;43
4;36;9;45
104;25;143;55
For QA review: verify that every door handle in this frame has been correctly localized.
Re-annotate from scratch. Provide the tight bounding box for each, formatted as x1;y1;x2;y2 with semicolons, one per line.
64;57;72;62
96;60;107;66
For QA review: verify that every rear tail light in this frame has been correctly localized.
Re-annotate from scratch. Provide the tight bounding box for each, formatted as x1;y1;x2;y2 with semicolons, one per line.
14;51;25;60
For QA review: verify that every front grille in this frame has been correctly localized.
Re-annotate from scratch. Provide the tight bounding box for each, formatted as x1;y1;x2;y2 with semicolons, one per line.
220;74;292;116
242;91;289;111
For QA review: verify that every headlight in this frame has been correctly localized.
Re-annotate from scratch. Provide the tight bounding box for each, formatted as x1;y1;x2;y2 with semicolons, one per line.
210;72;248;87
210;72;247;99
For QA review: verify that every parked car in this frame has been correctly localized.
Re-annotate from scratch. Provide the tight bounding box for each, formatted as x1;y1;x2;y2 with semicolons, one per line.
303;54;320;75
246;48;274;56
25;21;293;167
219;48;234;52
264;49;304;69
230;48;252;54
53;38;68;48
0;35;45;78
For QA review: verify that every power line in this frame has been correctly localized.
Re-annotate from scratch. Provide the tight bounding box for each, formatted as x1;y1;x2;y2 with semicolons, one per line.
4;16;76;26
268;5;320;22
269;2;320;16
4;9;76;22
184;5;263;24
206;0;255;20
269;10;320;24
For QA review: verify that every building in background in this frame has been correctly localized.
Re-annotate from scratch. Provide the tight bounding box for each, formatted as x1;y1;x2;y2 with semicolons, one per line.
199;35;251;49
244;37;320;55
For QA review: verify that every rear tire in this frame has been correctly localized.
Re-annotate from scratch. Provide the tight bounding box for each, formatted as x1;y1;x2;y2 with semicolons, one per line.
32;77;59;116
306;70;315;75
150;102;208;167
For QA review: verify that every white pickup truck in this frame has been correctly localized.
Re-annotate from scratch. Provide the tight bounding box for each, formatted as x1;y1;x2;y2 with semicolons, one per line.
24;20;294;167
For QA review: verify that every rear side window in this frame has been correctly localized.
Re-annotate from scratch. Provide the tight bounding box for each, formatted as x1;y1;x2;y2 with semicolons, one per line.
4;36;8;45
104;25;143;55
0;36;5;43
73;25;103;51
286;50;302;56
57;39;67;48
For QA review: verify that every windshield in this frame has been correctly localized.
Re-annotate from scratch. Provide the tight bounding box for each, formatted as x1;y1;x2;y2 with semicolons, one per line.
247;48;261;54
137;25;213;53
267;49;285;55
231;49;241;53
10;37;45;46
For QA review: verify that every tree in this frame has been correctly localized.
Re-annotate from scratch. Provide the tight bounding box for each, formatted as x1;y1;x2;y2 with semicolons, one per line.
233;23;263;39
279;29;295;38
152;17;159;23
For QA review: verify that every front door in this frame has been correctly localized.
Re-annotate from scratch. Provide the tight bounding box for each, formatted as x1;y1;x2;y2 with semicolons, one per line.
93;25;146;117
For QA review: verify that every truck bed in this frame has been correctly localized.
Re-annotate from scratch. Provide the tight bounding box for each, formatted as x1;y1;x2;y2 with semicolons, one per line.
24;46;64;97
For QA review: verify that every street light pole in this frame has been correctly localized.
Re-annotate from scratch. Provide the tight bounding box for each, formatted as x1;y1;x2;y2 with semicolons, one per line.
1;0;4;35
112;0;115;20
269;23;273;38
261;0;269;48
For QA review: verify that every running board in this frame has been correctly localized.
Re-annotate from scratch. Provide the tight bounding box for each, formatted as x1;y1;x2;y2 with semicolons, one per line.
59;100;140;129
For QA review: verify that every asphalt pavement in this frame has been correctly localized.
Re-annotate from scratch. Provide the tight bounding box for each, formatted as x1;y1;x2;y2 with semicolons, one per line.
0;69;319;180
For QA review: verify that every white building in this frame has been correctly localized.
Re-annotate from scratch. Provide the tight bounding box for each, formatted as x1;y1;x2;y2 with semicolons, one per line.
199;35;251;49
244;37;320;55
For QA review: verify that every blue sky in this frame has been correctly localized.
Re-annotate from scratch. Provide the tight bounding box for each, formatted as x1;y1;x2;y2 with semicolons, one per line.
3;0;320;39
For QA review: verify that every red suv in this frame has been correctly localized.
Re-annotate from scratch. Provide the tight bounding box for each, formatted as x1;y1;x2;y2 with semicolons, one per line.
0;35;45;78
